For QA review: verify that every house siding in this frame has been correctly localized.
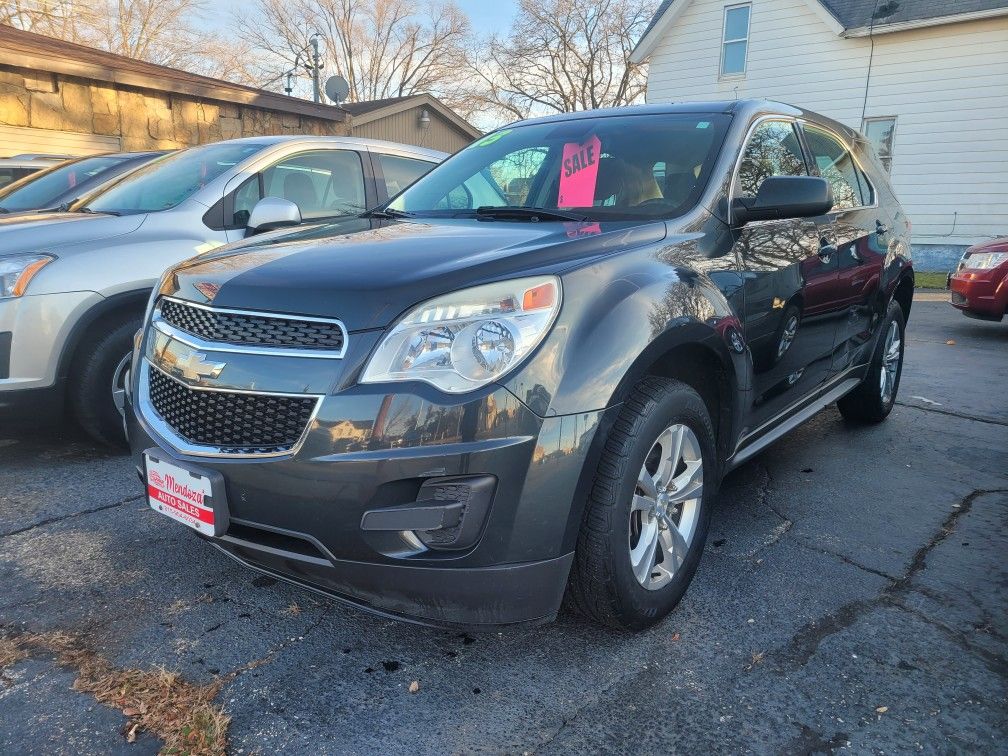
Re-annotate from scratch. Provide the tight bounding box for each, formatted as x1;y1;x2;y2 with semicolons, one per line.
644;0;1008;260
351;106;473;153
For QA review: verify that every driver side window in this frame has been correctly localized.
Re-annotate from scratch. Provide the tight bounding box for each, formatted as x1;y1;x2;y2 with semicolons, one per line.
232;175;261;228
735;120;807;199
228;149;367;229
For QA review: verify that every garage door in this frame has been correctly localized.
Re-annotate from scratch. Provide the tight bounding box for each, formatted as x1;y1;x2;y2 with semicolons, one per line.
0;125;121;157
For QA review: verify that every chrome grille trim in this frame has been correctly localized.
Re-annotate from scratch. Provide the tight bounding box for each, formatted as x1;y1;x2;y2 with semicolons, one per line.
153;296;348;359
137;360;323;459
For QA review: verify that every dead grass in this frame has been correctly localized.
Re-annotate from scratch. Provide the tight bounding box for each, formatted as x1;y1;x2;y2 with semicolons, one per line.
1;631;229;755
0;635;28;669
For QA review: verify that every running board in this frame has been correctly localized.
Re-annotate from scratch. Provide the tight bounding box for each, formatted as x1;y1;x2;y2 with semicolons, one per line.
726;377;861;472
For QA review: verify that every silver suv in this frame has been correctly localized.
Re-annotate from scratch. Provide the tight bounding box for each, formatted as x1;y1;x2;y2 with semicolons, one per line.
0;136;445;443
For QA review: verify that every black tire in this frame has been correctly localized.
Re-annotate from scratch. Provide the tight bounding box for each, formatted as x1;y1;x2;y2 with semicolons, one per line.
69;318;139;447
837;301;905;424
567;376;716;631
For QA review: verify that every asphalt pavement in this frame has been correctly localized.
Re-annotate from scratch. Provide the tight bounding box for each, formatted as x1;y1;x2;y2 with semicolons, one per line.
1;297;1006;754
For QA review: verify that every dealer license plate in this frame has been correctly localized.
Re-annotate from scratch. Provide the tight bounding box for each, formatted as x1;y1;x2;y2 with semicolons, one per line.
144;450;222;536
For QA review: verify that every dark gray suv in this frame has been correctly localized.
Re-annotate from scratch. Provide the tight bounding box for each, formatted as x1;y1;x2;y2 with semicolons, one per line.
127;100;913;631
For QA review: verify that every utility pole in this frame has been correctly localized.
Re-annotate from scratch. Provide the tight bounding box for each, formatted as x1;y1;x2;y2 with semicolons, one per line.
310;34;321;103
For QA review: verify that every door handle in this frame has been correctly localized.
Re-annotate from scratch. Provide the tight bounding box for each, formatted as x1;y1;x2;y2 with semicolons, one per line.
875;220;888;236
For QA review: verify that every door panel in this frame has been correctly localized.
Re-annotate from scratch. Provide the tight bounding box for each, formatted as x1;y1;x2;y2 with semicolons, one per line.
800;124;885;375
730;119;845;432
735;218;839;430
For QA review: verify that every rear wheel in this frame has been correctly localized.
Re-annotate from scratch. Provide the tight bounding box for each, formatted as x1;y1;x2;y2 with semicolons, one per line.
837;301;905;423
69;318;139;446
568;377;716;631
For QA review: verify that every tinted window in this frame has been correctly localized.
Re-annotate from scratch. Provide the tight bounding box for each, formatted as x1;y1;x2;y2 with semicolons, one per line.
391;114;731;220
0;155;128;211
376;154;436;197
84;143;266;214
261;150;366;220
802;125;864;210
734;120;806;198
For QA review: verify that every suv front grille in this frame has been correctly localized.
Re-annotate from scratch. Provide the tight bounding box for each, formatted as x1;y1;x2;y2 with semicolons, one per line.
158;298;345;352
147;366;318;454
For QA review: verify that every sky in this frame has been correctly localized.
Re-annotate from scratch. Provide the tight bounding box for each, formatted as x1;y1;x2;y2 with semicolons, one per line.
202;0;518;37
456;0;518;34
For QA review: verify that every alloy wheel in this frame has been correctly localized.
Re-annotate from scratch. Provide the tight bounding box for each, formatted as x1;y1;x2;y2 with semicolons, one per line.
629;424;703;591
879;320;901;404
111;353;131;417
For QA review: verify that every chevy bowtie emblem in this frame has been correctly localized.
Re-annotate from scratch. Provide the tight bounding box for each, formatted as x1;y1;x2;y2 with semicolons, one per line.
173;351;226;382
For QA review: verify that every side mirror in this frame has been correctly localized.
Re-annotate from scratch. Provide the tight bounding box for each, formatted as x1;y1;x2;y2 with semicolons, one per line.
732;176;834;227
247;197;302;235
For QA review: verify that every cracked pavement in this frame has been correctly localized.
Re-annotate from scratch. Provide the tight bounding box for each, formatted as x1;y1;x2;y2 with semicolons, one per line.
1;299;1006;754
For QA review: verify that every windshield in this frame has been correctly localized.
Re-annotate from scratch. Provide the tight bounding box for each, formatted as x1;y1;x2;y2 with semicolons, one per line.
83;143;266;215
0;155;129;211
390;113;731;220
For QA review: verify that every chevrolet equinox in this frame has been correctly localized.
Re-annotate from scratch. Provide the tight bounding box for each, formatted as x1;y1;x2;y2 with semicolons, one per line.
127;101;914;631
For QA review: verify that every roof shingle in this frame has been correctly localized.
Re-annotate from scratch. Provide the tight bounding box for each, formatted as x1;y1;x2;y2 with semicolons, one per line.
638;0;1008;46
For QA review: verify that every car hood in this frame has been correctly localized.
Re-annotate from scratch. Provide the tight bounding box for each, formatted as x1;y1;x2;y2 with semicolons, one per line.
166;217;667;331
0;211;145;255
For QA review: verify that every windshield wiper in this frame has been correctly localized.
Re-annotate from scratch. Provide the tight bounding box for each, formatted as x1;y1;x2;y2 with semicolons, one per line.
74;206;121;216
361;207;413;219
475;206;589;222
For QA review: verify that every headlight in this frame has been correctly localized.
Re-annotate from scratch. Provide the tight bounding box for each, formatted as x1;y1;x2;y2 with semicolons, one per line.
0;254;55;299
361;276;561;393
962;251;1008;270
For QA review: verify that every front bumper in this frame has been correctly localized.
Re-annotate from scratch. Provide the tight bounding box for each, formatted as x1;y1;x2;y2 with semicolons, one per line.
128;379;602;628
949;266;1008;320
0;290;101;392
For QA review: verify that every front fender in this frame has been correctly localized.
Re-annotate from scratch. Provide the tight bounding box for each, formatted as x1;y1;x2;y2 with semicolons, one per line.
503;240;747;419
500;237;750;558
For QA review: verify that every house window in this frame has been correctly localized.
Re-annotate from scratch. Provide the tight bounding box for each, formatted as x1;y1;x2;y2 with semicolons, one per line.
721;4;751;76
862;117;896;173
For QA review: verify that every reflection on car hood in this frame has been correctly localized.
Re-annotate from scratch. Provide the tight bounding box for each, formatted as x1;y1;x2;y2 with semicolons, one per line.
167;217;666;331
0;211;146;255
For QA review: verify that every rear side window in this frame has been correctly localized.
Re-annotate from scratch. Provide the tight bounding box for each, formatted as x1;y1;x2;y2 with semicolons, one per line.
734;120;807;199
802;125;866;210
376;154;436;197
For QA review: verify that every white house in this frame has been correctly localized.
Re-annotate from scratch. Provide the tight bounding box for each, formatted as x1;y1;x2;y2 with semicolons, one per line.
631;0;1008;270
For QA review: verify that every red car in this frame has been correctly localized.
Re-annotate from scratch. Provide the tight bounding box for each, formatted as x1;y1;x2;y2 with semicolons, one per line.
948;237;1008;321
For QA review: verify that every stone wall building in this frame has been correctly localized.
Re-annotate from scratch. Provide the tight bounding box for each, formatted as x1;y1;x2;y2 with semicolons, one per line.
0;26;350;155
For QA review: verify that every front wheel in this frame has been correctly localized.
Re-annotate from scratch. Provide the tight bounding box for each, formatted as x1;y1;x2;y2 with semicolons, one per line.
837;301;905;423
69;319;139;446
567;377;716;631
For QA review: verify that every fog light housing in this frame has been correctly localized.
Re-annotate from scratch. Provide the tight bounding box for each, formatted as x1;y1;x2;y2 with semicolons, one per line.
360;475;497;551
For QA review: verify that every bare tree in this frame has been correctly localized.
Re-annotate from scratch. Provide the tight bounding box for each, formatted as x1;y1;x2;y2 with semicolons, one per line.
466;0;658;122
0;0;92;37
235;0;474;110
2;0;259;84
81;0;210;68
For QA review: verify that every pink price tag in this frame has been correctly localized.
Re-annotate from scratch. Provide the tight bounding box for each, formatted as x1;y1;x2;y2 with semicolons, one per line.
558;135;601;208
